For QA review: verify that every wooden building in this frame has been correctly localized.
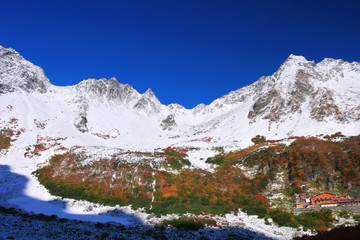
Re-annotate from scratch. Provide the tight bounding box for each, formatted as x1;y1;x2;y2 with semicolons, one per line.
310;193;350;206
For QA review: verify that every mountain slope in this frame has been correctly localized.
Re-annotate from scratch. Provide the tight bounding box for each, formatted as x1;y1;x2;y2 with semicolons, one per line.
1;46;359;152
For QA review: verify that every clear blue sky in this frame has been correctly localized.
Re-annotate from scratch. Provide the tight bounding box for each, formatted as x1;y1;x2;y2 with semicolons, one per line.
1;0;359;108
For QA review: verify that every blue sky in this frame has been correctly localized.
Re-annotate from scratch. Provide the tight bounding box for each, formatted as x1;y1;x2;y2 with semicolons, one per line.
1;0;359;108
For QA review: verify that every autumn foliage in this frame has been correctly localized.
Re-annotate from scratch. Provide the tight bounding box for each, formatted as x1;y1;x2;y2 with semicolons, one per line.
0;128;13;150
0;135;11;150
163;146;191;170
34;148;269;218
34;135;359;231
223;135;360;193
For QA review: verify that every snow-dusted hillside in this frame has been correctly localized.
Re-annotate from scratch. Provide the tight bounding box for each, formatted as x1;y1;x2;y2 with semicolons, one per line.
1;45;359;239
1;46;359;152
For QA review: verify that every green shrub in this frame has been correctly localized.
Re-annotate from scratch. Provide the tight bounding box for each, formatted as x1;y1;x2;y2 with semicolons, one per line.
295;208;335;231
246;205;267;218
251;135;266;144
168;158;183;170
180;158;191;166
128;193;151;209
164;147;191;170
353;214;360;223
270;208;299;228
205;155;227;165
162;217;204;231
339;210;350;219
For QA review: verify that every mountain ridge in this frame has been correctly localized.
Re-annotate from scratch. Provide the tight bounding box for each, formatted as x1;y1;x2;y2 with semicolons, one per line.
0;45;359;151
2;45;359;110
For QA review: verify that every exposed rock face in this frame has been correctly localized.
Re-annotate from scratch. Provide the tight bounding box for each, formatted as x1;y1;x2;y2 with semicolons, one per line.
160;114;176;130
310;89;342;122
72;96;89;133
75;78;141;105
248;89;280;121
244;54;360;124
133;88;162;114
0;46;50;93
75;116;88;133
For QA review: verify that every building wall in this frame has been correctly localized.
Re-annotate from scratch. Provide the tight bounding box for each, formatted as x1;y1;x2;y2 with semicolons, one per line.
296;193;355;209
311;193;337;205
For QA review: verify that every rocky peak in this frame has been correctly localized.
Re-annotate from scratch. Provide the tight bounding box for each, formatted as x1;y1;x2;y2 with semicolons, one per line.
192;103;207;115
317;57;360;76
285;54;309;63
141;88;161;106
0;45;51;94
246;54;358;123
273;55;316;81
75;78;141;104
143;88;156;98
133;88;162;114
168;103;185;110
0;46;17;56
318;57;345;66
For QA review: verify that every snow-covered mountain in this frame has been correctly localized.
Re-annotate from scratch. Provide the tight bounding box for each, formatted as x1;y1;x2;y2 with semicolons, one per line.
1;46;359;152
1;45;360;239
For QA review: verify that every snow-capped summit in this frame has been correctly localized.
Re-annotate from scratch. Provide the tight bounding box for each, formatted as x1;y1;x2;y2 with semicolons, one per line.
143;88;156;99
0;46;51;93
242;54;360;124
285;54;309;62
74;77;141;105
133;88;162;114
